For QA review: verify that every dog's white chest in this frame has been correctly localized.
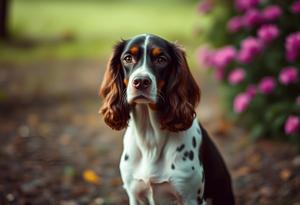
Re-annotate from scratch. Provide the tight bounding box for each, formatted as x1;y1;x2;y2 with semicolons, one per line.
120;119;205;204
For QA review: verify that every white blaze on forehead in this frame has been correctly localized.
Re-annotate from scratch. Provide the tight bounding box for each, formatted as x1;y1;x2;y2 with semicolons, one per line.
143;35;150;68
126;34;157;104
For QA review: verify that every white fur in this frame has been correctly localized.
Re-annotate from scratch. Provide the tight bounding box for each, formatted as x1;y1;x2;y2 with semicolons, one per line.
120;105;205;205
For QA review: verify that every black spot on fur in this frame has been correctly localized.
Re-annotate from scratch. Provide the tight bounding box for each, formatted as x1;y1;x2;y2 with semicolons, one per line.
124;154;129;161
192;136;196;148
197;196;203;204
197;189;201;194
184;151;189;157
202;170;205;182
183;157;186;161
176;144;185;152
171;164;175;170
192;166;195;170
189;150;194;160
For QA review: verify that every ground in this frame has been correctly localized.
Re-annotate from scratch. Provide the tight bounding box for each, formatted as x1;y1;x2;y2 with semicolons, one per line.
0;60;299;205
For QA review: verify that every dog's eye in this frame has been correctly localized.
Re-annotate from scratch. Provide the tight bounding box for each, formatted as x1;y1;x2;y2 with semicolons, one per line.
156;56;167;64
123;55;134;64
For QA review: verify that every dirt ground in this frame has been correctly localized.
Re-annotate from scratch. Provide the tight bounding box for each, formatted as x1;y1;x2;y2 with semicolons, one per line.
0;60;299;205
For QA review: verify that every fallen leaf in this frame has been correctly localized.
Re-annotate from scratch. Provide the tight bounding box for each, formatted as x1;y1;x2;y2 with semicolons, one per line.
92;197;105;205
110;177;122;186
234;166;251;178
247;153;261;166
27;114;39;127
83;169;101;185
280;169;291;181
259;186;273;198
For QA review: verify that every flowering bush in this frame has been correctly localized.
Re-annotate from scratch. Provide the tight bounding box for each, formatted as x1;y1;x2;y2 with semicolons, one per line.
197;0;300;148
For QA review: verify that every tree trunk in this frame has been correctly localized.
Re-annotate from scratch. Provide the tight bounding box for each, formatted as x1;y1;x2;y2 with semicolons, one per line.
0;0;9;40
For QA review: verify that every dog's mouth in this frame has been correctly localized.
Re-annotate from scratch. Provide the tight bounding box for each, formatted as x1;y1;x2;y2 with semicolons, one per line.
129;95;155;104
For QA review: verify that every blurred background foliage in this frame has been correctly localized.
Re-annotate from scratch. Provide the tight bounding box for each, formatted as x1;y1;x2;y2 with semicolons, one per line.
0;0;211;63
197;0;300;148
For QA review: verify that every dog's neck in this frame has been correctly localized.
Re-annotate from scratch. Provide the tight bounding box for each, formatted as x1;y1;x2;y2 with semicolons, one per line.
130;104;169;161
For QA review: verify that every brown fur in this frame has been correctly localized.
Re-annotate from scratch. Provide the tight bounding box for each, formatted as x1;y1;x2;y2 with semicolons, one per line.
130;46;139;55
99;41;130;130
157;45;200;132
152;47;161;57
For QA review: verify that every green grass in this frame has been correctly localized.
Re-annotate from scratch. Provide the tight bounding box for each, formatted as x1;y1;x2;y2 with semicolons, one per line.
0;0;212;63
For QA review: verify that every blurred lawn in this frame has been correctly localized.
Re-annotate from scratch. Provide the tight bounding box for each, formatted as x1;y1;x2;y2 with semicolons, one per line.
0;0;211;63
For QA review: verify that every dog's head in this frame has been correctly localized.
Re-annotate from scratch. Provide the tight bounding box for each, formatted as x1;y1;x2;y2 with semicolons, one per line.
99;34;200;132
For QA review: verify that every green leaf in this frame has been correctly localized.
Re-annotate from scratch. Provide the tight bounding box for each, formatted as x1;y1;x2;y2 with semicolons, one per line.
251;124;265;140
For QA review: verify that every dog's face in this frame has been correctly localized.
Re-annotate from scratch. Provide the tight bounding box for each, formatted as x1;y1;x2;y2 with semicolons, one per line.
100;34;200;132
121;35;174;105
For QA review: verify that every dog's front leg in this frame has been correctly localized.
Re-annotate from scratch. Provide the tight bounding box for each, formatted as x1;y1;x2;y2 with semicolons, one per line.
128;192;139;205
126;180;147;205
128;193;151;205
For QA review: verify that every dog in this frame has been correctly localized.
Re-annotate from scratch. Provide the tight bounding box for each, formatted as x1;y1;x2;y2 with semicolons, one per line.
99;34;235;205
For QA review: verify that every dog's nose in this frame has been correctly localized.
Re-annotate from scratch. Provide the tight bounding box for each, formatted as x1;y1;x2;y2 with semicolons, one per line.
132;76;152;90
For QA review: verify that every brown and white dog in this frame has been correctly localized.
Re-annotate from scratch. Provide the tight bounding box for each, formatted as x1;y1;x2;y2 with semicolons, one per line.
99;34;234;205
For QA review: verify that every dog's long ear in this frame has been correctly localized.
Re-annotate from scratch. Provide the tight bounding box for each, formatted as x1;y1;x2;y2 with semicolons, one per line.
158;44;200;132
99;40;130;130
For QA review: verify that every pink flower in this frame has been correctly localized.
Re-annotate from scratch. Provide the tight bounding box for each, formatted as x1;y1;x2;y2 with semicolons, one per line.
257;24;280;43
246;84;257;98
197;0;214;15
227;16;243;33
212;46;236;69
291;1;300;14
238;50;253;63
228;68;246;85
235;0;260;12
238;37;263;63
241;37;263;53
285;32;300;62
233;92;251;113
258;76;276;94
243;9;263;28
279;66;299;85
262;5;282;21
286;49;299;62
284;115;300;135
196;46;214;68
